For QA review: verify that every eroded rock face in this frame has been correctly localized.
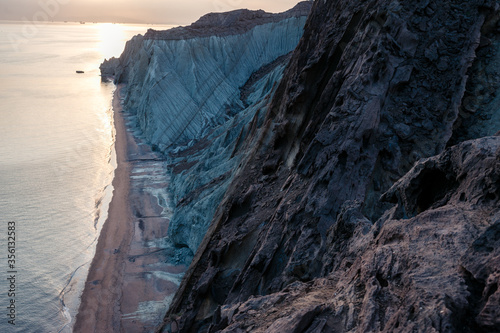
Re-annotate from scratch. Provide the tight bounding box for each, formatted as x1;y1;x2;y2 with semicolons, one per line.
204;136;500;333
158;0;500;332
166;59;290;260
106;3;311;149
164;135;500;332
449;10;500;145
100;3;312;262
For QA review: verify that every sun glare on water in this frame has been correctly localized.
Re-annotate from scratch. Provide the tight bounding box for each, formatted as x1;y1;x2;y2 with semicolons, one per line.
97;23;127;60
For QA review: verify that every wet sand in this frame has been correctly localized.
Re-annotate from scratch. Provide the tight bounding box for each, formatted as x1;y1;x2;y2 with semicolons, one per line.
74;84;186;332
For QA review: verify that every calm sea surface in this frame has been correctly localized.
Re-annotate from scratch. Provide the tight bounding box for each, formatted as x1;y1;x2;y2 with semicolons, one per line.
0;21;172;332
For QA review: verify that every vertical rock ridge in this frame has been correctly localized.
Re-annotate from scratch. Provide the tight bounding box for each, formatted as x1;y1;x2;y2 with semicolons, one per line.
449;9;500;145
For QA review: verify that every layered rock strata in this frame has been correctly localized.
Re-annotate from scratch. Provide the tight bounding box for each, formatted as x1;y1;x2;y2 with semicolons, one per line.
101;4;312;266
102;3;311;149
101;2;312;266
154;0;500;332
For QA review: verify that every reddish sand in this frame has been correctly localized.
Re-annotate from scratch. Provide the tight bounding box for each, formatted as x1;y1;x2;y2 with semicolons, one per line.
73;84;133;332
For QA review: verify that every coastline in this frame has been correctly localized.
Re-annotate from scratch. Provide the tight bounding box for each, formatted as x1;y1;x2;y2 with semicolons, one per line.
74;84;186;332
74;84;133;332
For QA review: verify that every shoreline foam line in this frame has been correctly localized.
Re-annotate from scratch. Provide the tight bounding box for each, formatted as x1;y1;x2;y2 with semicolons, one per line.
73;84;134;332
58;88;117;333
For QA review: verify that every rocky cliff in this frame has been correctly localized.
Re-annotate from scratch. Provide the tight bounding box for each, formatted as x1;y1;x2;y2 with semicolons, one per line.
103;0;500;331
102;2;311;149
101;3;312;265
150;0;500;332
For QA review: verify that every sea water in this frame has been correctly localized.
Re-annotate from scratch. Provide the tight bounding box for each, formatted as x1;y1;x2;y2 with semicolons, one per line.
0;21;172;332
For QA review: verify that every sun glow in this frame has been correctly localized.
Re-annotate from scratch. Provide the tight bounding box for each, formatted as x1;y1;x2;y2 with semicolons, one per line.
97;23;127;60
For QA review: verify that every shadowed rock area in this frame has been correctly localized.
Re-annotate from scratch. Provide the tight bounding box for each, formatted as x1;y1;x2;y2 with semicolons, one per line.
152;0;500;332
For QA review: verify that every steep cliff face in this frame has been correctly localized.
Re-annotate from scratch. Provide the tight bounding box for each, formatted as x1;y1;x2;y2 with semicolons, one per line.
101;3;312;264
166;59;290;259
158;0;500;332
105;3;310;150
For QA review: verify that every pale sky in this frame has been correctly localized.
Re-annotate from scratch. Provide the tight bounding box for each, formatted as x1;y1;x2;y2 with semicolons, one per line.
0;0;304;24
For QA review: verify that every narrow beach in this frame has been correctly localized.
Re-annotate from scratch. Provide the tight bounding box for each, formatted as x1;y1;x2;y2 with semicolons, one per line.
74;84;134;332
74;84;185;332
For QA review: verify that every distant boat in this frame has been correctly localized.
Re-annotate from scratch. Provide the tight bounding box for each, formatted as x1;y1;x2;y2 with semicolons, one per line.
76;70;84;74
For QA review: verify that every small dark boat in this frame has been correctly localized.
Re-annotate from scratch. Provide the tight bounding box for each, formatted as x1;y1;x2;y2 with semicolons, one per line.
76;70;84;74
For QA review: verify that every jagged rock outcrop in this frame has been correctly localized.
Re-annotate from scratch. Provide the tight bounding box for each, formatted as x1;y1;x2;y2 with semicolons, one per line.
191;135;500;333
157;0;500;332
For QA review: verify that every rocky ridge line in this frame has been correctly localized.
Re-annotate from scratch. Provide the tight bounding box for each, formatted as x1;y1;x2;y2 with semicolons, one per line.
144;1;313;40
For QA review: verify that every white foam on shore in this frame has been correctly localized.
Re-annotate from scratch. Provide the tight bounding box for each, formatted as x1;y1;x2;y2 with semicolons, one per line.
60;92;118;332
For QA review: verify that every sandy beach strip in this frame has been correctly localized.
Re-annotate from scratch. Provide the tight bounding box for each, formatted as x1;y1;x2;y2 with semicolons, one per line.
74;84;186;332
73;84;133;333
